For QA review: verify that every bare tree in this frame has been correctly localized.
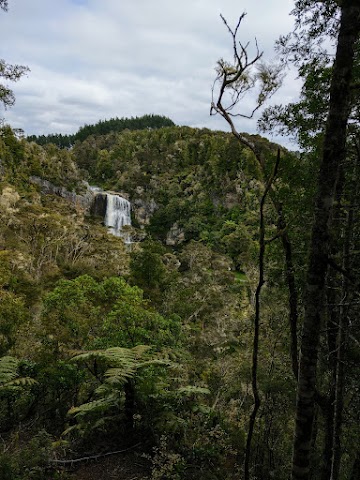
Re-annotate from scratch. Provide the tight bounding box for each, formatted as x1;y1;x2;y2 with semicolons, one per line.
211;14;299;380
211;14;298;479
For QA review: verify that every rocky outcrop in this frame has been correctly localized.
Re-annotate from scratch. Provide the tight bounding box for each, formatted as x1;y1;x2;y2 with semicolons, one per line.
29;176;94;209
29;178;133;242
132;196;158;227
90;192;107;217
29;177;172;239
166;222;185;246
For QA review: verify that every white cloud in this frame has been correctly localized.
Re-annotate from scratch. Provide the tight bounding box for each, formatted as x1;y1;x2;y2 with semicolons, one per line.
1;0;299;147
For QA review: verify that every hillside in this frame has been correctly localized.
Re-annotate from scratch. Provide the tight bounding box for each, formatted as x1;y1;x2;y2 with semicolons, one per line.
0;121;358;480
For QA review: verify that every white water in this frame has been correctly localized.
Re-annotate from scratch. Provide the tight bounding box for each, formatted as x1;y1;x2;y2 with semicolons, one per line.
104;193;132;242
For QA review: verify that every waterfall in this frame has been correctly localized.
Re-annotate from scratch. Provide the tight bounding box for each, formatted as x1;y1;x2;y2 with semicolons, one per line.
90;186;132;242
104;193;132;242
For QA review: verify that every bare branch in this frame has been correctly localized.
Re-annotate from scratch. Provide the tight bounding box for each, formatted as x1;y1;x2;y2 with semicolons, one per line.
211;13;299;386
211;13;283;125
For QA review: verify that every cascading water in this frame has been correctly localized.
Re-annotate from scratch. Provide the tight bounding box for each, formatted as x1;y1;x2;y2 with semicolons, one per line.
104;193;132;242
90;186;132;243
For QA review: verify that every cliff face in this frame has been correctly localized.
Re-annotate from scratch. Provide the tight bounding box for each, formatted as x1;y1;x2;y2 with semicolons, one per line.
30;178;134;241
132;195;158;227
29;176;94;210
90;192;108;217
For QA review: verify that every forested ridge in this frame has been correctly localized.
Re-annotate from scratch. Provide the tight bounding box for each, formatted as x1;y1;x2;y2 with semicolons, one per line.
26;114;176;149
1;1;360;480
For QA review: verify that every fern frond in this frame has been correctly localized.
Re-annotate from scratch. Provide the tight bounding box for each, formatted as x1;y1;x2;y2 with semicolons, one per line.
92;416;114;431
70;346;149;366
104;347;137;363
136;359;172;369
62;424;80;437
105;367;136;379
131;344;153;357
3;377;37;388
0;356;37;390
177;386;211;396
68;396;117;418
94;383;113;396
70;350;108;362
0;356;18;385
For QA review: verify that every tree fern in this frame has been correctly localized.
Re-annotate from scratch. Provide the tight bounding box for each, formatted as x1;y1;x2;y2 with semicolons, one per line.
0;355;36;390
0;356;18;385
64;345;210;437
70;345;167;385
65;345;170;436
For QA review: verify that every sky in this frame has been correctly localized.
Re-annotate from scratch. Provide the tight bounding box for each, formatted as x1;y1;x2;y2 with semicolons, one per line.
0;0;300;146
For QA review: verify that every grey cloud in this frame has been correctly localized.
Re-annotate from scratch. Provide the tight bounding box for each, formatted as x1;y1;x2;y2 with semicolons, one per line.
2;0;299;149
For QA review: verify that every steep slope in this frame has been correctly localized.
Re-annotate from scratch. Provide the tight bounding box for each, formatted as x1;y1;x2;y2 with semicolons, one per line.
0;124;311;480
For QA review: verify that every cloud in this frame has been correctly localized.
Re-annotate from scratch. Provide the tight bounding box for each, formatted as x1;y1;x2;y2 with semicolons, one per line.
1;0;299;148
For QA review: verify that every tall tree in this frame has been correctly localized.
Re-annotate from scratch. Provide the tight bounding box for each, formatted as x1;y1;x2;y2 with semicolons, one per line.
291;1;360;479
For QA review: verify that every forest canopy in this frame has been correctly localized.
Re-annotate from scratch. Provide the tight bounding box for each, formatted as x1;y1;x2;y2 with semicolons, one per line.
27;114;176;148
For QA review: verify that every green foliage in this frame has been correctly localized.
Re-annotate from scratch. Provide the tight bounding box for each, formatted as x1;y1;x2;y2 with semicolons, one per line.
0;291;28;355
27;114;175;148
65;345;171;439
259;57;332;150
130;239;170;302
0;356;19;386
0;125;83;191
41;274;181;351
0;111;325;478
0;431;61;480
0;356;37;432
0;356;36;392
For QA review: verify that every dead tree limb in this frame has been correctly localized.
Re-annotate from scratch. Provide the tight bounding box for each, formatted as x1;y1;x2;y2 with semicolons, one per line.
211;13;299;380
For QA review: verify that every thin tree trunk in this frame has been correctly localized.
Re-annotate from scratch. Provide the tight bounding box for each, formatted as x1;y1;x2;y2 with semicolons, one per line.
244;150;280;480
291;2;360;479
321;166;346;480
278;206;299;378
215;108;300;380
124;379;135;441
331;158;358;480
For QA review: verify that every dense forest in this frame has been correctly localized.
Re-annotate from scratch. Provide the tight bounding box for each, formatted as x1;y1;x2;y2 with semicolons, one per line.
1;1;360;480
26;115;176;149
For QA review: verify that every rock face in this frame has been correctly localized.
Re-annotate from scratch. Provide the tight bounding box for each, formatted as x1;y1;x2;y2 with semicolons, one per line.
30;177;132;241
166;222;185;246
132;197;158;226
29;176;94;209
90;192;108;217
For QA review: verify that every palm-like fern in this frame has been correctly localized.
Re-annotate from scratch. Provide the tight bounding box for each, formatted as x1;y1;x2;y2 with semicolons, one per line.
65;345;170;434
66;346;210;439
0;355;36;389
